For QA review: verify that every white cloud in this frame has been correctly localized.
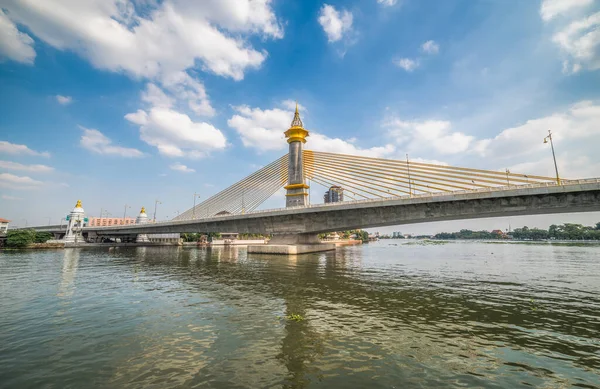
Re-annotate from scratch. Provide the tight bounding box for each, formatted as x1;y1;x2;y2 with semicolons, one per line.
473;100;600;160
421;40;439;55
540;0;593;21
385;119;473;155
0;140;50;157
125;107;227;158
377;0;398;6
0;9;35;64
552;11;600;73
0;160;54;173
393;58;419;72
2;0;282;81
55;95;72;105
142;83;175;109
228;103;396;157
79;127;144;157
170;163;195;173
0;172;43;189
541;0;600;73
2;194;23;200
318;4;353;43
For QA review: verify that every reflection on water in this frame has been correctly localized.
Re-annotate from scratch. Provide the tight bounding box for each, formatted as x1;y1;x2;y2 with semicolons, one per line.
0;241;599;388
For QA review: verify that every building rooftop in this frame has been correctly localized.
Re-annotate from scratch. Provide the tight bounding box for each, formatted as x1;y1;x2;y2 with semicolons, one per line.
0;218;11;223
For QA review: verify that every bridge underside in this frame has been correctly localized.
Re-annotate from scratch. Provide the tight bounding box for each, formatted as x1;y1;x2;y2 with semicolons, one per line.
88;183;600;236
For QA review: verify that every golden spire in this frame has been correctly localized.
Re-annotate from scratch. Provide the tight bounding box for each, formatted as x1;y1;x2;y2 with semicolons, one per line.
140;206;146;214
75;200;82;208
285;101;309;143
290;101;304;128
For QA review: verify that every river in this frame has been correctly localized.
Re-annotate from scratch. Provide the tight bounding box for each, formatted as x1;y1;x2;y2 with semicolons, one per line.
1;241;599;388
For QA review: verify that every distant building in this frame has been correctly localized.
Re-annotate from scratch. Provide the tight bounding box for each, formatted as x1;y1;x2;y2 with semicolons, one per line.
0;218;10;234
324;185;344;203
392;231;403;238
88;217;136;227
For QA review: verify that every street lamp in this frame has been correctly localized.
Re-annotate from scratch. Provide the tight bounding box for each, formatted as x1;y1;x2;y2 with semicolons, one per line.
192;192;201;219
406;154;412;197
123;204;131;220
153;200;161;222
46;217;52;225
543;130;561;185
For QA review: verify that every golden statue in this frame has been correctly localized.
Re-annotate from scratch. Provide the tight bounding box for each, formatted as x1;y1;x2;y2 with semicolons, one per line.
75;200;82;208
140;207;146;214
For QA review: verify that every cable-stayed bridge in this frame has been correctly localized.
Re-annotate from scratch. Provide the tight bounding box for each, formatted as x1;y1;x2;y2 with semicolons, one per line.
22;105;600;253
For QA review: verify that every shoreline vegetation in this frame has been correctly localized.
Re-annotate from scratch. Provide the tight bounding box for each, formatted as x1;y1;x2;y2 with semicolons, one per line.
432;222;600;241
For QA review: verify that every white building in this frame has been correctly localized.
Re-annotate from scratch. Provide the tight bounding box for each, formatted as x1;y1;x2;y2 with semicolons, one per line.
0;218;10;234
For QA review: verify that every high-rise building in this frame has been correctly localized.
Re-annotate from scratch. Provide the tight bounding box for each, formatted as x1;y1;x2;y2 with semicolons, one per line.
324;185;344;203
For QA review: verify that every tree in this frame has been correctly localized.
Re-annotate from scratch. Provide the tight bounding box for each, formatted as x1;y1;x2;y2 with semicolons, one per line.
596;222;600;231
6;229;36;248
548;224;558;238
34;232;53;243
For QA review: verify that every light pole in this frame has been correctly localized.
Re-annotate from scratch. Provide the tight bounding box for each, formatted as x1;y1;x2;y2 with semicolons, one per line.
46;217;52;225
406;154;412;197
543;130;561;185
123;204;131;220
505;169;510;186
192;193;201;219
153;200;161;222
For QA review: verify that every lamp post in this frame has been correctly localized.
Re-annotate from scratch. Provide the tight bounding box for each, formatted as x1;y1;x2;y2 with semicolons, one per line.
543;130;561;185
153;200;161;222
46;217;52;225
406;154;412;197
192;193;201;219
123;204;131;221
505;169;510;186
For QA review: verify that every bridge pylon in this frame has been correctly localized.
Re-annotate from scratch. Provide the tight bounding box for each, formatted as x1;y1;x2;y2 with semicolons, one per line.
284;103;310;207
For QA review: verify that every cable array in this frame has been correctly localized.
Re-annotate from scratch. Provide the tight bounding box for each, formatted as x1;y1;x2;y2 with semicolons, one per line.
173;154;288;221
304;150;559;199
173;150;561;221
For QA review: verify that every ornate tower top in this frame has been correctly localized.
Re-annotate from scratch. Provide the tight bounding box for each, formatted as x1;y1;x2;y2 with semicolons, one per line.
284;102;309;144
140;207;146;214
75;200;82;208
290;101;303;128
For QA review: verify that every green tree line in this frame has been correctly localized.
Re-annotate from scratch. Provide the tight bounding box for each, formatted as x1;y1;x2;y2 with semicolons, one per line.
434;222;600;241
4;230;54;248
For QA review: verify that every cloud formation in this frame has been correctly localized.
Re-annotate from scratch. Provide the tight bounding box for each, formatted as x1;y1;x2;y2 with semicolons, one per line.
421;40;440;54
318;4;353;43
377;0;398;6
0;9;35;64
2;0;282;81
55;95;73;105
125;107;227;158
0;160;54;173
540;0;600;73
0;172;43;189
393;58;419;72
170;163;195;173
79;127;144;157
0;140;50;157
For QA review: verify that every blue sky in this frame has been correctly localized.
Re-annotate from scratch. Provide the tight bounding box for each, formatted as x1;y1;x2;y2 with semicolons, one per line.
1;0;599;233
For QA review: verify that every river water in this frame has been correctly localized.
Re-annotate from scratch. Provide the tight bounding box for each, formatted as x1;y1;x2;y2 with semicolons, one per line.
1;241;599;388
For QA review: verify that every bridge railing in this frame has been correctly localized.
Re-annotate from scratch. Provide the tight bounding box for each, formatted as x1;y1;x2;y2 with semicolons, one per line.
85;177;600;228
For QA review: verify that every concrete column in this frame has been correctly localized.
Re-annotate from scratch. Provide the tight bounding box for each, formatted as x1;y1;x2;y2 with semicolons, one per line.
284;104;309;208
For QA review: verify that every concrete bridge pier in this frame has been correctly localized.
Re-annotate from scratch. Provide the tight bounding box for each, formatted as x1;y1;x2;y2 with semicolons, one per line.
247;233;335;255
